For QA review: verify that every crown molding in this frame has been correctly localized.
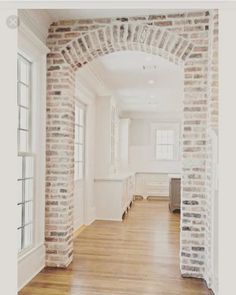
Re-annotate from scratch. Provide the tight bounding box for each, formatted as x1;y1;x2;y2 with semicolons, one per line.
18;21;50;55
18;9;53;45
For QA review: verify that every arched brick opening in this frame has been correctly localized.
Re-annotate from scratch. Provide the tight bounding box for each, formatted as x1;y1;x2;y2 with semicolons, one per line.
46;12;218;285
60;24;195;68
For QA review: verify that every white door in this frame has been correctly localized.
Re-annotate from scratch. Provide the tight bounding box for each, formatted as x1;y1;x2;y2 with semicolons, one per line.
74;103;86;230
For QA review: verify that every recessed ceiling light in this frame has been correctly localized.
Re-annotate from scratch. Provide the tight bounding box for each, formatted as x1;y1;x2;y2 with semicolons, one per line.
148;79;155;85
150;95;155;99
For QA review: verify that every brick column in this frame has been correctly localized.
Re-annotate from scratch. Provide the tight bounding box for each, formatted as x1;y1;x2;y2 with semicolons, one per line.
45;53;75;267
181;53;208;277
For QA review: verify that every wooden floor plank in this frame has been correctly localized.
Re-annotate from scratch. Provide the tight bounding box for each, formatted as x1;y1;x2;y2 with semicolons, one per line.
19;200;212;295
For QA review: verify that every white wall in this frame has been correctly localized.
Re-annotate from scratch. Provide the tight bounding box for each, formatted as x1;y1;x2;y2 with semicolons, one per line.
128;116;182;174
17;22;49;291
94;95;113;177
119;118;130;172
0;8;18;295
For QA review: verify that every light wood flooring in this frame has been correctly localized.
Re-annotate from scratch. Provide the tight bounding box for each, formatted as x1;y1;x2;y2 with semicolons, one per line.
19;200;212;295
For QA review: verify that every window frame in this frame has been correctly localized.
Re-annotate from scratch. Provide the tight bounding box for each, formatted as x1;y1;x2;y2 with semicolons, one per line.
151;122;180;162
155;129;175;161
17;52;35;255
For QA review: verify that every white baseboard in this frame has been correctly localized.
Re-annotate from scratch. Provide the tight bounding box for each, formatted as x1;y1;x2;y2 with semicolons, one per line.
211;276;218;295
18;243;45;291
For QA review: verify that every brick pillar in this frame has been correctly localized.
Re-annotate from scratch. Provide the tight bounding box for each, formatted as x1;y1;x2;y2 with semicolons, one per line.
45;53;75;267
181;54;208;278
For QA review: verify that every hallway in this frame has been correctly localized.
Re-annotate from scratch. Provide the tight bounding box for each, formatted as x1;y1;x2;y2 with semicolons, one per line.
19;200;211;295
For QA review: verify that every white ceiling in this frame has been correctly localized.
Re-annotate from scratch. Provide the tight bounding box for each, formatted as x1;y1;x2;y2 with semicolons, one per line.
78;51;183;114
45;9;197;21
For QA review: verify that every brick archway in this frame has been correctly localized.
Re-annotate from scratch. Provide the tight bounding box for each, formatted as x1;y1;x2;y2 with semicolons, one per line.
46;11;218;285
60;24;195;69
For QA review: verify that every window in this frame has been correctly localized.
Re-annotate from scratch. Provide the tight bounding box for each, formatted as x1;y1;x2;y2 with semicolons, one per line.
17;54;34;252
155;129;174;160
74;104;85;180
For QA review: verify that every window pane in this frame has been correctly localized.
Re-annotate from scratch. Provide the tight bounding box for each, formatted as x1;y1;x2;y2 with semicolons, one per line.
74;162;79;180
18;129;29;152
75;125;79;143
75;107;79;124
74;144;79;162
18;156;23;179
17;204;22;228
167;130;174;144
25;157;34;178
78;144;83;161
25;179;33;201
168;145;174;159
24;224;33;248
79;109;84;126
20;107;29;130
19;58;29;84
79;127;84;143
19;83;28;107
17;228;22;251
17;180;23;204
78;162;84;179
24;202;33;224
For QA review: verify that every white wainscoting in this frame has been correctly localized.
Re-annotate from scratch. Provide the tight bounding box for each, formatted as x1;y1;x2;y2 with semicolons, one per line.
18;244;45;290
135;172;170;199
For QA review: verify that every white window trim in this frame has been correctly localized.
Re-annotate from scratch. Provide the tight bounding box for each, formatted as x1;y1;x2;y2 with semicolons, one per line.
18;20;49;291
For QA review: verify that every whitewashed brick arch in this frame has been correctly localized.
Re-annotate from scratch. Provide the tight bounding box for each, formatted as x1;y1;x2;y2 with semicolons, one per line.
46;11;218;288
60;24;195;69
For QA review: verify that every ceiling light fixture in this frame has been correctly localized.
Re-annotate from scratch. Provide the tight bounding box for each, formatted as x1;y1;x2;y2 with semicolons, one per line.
148;79;155;85
142;65;157;71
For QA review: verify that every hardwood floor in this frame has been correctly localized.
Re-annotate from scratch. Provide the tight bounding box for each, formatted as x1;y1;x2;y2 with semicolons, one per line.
19;200;212;295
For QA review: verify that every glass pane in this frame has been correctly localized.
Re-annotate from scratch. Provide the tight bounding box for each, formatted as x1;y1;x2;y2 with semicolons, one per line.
78;162;84;179
19;58;29;84
25;157;34;178
17;180;23;204
167;130;174;144
18;156;23;180
17;228;22;251
20;106;29;130
74;162;79;180
19;83;28;107
25;179;33;201
168;145;174;159
75;107;79;124
24;224;32;248
17;204;22;228
74;144;79;162
74;125;79;144
79;108;84;126
24;201;33;224
79;127;84;143
19;129;28;152
78;144;83;161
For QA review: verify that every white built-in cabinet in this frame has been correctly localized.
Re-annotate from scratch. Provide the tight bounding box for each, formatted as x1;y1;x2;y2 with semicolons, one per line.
135;173;169;198
95;174;135;221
